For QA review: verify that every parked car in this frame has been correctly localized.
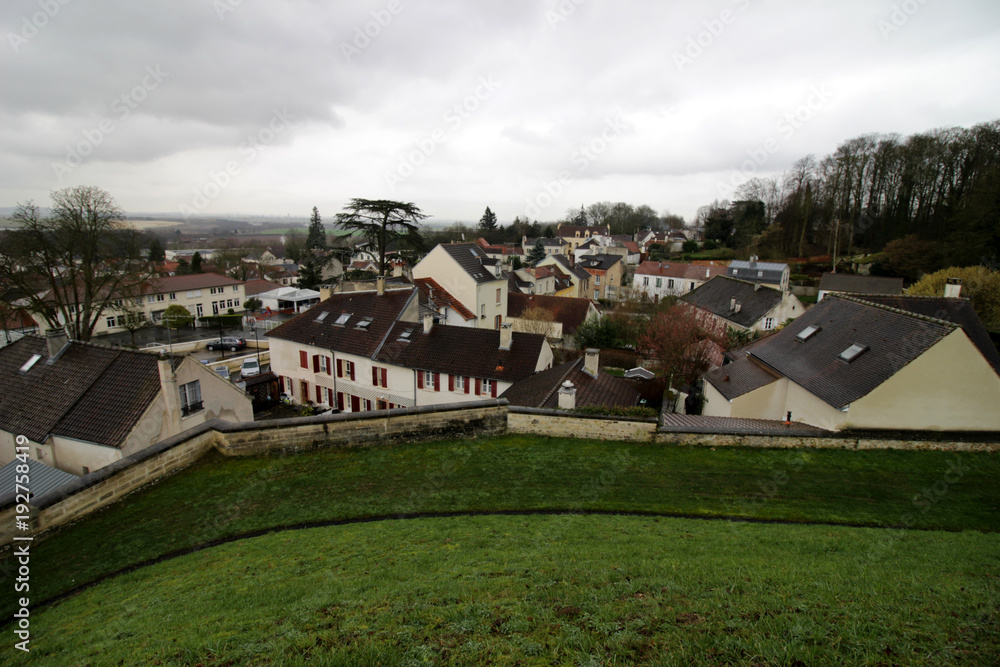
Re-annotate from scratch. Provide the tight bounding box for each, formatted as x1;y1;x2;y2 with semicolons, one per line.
206;336;246;352
240;358;260;378
214;366;231;381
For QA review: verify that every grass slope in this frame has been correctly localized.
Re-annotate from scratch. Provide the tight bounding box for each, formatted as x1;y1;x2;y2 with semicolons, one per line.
3;435;998;621
13;515;1000;666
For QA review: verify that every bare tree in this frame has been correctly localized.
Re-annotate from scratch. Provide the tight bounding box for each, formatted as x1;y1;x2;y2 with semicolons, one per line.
512;305;556;337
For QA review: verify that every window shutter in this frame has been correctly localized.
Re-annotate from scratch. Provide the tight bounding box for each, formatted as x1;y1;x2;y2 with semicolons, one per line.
381;368;387;388
312;355;319;372
448;374;455;391
491;381;498;398
316;385;322;403
464;377;470;394
328;388;334;405
303;380;309;399
372;367;379;386
337;358;343;377
417;371;424;389
475;378;481;395
433;372;440;391
326;357;332;375
337;392;344;411
349;364;355;381
299;350;308;369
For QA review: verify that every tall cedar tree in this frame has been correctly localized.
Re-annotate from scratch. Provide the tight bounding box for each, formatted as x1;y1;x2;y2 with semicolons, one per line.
191;251;203;273
148;236;166;263
335;199;427;277
306;206;326;250
0;186;149;341
478;206;498;232
527;238;547;265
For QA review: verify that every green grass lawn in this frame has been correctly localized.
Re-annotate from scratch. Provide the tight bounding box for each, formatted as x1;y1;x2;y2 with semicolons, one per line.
3;435;998;625
13;515;1000;665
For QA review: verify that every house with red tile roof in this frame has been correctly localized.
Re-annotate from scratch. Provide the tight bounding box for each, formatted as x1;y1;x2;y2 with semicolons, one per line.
634;261;726;300
507;293;598;348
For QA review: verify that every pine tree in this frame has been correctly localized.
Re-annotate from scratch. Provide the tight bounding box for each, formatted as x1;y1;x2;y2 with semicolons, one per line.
527;238;546;265
478;206;498;232
191;251;203;273
148;236;166;263
306;206;326;250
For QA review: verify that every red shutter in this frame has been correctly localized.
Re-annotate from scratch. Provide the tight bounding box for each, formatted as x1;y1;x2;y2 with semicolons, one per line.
337;358;343;377
326;357;332;375
372;367;379;386
316;385;322;403
433;372;440;391
475;378;481;395
303;380;309;399
381;368;387;388
312;355;319;372
337;392;344;411
417;371;424;389
491;381;498;398
299;350;308;369
328;388;334;405
465;377;471;394
349;364;355;381
448;374;455;391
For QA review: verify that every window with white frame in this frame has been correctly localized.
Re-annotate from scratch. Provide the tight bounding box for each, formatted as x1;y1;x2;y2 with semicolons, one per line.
319;356;329;373
642;276;649;286
169;293;177;300
343;360;354;378
455;375;465;391
668;279;674;289
481;379;493;395
233;285;239;292
179;380;202;416
424;370;434;387
764;317;774;330
655;278;661;288
106;316;116;327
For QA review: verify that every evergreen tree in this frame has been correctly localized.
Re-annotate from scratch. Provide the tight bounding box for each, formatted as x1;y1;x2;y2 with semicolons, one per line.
527;239;547;265
148;236;166;263
306;206;326;250
478;206;498;232
191;251;203;273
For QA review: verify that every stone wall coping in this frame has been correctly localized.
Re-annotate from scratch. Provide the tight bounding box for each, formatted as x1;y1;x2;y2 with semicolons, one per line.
508;406;659;424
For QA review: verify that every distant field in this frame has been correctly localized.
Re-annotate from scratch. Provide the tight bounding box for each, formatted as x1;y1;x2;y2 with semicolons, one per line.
12;515;999;665
125;218;186;230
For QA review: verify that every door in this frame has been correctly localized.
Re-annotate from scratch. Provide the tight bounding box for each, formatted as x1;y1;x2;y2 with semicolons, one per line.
350;395;361;412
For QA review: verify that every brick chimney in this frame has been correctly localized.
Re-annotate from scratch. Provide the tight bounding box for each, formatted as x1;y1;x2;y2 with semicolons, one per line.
376;275;385;295
557;380;577;410
583;348;599;378
499;322;513;350
944;278;962;298
158;357;182;434
423;313;433;334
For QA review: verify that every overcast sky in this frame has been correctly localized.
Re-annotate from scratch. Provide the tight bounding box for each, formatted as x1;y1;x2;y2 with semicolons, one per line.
2;0;998;225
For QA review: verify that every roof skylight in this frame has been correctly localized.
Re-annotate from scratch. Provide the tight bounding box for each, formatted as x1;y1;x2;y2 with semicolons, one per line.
315;311;329;322
356;317;374;330
398;328;413;341
838;343;869;362
334;312;351;326
19;354;42;373
795;325;821;342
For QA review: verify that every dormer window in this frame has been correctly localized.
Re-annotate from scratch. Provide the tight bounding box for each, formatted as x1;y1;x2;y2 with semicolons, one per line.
795;325;820;342
334;313;351;326
839;343;869;363
355;317;374;330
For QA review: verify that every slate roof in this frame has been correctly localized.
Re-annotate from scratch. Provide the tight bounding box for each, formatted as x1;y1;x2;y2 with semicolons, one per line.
545;255;591;282
413;277;476;321
375;322;546;383
525;237;566;248
507;293;593;335
858;295;1000;375
0;336;165;447
146;272;243;293
577;254;622;272
704;355;781;401
727;260;787;285
557;224;609;237
681;276;783;327
636;261;726;281
738;295;956;408
266;288;416;358
440;243;503;283
500;357;639;409
818;273;904;295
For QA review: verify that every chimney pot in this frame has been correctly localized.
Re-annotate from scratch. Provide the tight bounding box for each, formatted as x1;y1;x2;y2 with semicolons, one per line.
944;278;962;298
557;380;577;410
584;348;599;377
730;296;736;311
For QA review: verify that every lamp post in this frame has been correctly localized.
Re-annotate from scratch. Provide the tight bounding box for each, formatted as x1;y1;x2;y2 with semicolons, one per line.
249;319;261;369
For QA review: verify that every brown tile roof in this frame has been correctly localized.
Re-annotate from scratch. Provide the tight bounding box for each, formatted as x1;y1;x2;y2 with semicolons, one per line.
375;322;545;382
146;272;243;293
507;293;593;335
622;241;641;254
704;355;781;401
742;295;955;408
681;276;783;328
557;224;609;237
413;277;476;321
0;336;164;447
636;261;726;281
500;357;639;409
244;278;285;297
266;288;416;358
818;273;904;295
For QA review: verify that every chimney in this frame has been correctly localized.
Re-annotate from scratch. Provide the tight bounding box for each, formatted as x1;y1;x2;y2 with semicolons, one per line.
944;278;962;298
705;268;710;278
423;313;434;334
157;357;182;435
734;300;742;314
392;262;403;278
499;322;513;350
376;276;385;295
45;328;69;360
557;380;577;410
754;283;761;291
730;296;737;311
584;348;599;377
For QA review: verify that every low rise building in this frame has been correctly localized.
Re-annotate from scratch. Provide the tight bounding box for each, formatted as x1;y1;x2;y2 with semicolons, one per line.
681;276;804;333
